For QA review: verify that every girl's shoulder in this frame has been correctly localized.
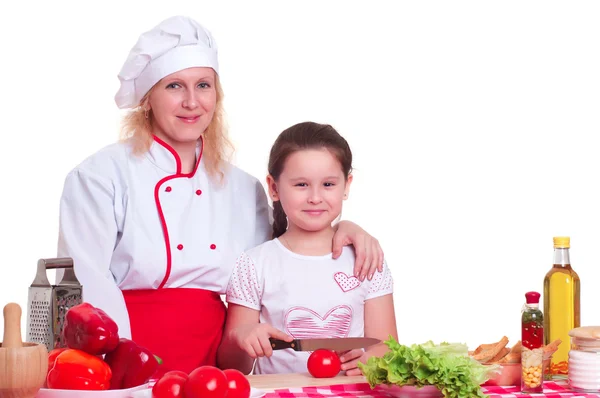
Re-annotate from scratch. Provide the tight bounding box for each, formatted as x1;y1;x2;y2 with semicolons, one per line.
232;240;281;280
242;239;280;260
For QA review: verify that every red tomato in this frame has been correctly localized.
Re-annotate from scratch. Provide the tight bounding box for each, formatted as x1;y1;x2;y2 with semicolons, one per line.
307;349;341;378
223;369;251;398
152;371;188;398
184;366;228;398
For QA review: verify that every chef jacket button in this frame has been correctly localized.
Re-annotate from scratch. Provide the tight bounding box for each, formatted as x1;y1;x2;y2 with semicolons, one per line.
196;189;202;196
165;186;172;192
177;244;184;250
210;244;216;250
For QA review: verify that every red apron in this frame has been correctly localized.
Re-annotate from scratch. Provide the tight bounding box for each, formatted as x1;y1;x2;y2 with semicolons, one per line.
123;288;226;374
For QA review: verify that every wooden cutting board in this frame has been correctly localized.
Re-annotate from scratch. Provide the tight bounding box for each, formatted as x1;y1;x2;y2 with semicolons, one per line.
247;373;367;390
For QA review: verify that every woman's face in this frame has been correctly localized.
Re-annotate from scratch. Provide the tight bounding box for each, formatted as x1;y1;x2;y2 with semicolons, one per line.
148;67;217;147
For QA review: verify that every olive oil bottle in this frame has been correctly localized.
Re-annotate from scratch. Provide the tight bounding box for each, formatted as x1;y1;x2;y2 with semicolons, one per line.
543;236;580;379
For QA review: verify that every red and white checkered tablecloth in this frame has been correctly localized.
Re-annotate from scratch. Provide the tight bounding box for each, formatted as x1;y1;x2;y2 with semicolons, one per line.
263;381;600;398
483;381;600;397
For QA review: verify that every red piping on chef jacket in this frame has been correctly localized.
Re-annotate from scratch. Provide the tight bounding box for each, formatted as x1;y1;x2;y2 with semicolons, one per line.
153;135;204;289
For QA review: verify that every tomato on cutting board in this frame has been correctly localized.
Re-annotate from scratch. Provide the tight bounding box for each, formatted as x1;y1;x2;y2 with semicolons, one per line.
223;369;251;398
307;349;342;378
152;370;188;398
184;366;228;398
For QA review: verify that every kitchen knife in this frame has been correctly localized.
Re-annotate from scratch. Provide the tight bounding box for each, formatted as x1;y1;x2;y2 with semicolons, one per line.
269;337;381;352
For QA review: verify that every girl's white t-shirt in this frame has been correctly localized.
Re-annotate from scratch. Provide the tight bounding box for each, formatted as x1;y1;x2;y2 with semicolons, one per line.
226;238;394;374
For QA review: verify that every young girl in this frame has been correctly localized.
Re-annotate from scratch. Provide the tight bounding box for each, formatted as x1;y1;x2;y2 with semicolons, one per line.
217;122;397;375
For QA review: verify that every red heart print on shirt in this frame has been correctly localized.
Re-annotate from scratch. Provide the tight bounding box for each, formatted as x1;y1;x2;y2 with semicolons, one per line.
334;272;361;292
285;305;353;339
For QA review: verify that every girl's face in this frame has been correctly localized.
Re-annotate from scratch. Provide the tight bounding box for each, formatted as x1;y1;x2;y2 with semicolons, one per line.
148;67;217;148
269;148;352;233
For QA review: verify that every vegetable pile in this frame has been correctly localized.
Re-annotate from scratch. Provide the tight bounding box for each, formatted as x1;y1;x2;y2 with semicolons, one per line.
46;302;252;398
46;302;159;390
358;337;500;398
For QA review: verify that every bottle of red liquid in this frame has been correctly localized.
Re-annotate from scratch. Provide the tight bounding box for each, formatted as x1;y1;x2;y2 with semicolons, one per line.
521;291;544;393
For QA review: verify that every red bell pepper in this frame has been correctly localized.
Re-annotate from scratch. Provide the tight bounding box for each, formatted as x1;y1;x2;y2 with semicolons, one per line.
47;348;68;373
62;302;119;355
46;348;112;390
44;347;68;388
103;338;160;389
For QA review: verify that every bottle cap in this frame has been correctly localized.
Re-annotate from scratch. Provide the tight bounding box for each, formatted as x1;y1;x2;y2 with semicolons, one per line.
525;291;541;304
553;236;570;248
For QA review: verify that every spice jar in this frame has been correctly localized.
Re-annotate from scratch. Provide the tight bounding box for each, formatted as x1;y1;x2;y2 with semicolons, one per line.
521;291;544;393
568;326;600;392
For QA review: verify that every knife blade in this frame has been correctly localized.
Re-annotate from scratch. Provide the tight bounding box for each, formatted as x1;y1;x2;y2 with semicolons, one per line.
269;337;381;352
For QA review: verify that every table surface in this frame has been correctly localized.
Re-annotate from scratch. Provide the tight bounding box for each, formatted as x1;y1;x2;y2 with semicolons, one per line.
246;374;600;397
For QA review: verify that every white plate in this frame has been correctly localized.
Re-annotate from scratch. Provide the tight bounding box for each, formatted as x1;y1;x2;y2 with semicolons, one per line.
129;387;266;398
36;383;150;398
251;388;267;398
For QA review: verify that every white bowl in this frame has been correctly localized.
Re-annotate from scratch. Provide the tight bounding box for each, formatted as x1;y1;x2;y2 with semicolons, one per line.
35;383;149;398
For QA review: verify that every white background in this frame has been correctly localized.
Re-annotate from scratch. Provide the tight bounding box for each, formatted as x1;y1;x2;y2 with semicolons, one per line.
0;1;598;352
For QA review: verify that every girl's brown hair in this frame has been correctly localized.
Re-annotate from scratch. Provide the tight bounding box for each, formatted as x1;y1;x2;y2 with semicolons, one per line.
119;75;233;182
268;121;353;239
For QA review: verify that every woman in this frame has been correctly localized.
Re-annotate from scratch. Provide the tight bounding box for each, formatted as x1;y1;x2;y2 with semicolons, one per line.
57;15;384;373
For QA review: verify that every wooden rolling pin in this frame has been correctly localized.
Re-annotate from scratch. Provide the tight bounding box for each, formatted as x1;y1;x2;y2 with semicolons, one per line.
247;373;367;390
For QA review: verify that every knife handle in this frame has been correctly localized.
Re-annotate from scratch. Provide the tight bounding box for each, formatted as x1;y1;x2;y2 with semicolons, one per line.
269;338;300;351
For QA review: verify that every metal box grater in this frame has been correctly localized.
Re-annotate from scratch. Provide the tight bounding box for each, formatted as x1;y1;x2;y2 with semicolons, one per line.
26;257;83;351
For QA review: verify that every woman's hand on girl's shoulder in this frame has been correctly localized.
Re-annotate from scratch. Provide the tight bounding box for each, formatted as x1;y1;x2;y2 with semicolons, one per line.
230;323;293;359
332;221;384;281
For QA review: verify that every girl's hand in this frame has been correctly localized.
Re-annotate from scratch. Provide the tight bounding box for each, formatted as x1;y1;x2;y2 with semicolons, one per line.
333;221;384;281
338;348;367;376
230;323;293;359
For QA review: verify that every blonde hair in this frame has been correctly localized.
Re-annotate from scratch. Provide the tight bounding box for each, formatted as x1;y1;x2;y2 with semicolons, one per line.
119;75;233;182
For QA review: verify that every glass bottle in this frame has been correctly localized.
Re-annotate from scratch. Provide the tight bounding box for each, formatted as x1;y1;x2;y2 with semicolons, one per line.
522;291;544;393
543;236;580;379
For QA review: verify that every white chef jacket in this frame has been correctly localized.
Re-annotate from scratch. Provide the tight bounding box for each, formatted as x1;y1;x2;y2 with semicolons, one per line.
57;137;271;339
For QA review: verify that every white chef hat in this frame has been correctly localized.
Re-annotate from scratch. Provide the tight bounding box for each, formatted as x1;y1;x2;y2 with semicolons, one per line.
115;16;219;109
